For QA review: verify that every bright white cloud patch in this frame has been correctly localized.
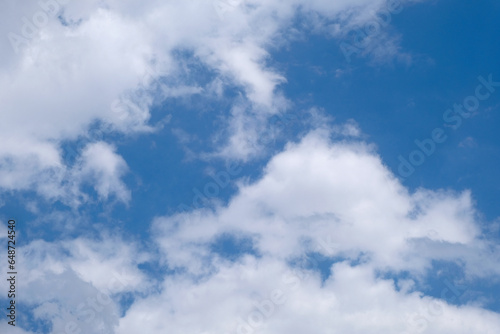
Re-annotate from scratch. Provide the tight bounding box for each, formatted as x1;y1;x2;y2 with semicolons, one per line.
0;140;130;206
120;130;500;333
76;142;131;204
0;0;411;202
6;129;500;334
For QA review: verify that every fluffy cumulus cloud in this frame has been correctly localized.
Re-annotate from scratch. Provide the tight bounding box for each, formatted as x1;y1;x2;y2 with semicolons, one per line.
3;1;499;333
151;129;484;274
0;140;130;207
5;128;500;333
0;231;150;334
0;0;409;204
76;142;131;204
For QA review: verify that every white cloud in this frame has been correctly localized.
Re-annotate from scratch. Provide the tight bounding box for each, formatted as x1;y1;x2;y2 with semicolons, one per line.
151;129;485;275
0;0;416;201
116;128;500;334
76;142;131;204
0;232;150;334
5;127;500;333
0;140;130;207
4;1;485;333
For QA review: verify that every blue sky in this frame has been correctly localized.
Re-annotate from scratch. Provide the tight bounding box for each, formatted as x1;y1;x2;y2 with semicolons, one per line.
1;0;500;333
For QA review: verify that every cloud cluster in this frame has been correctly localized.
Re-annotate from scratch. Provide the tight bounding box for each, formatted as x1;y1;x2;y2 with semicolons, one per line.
0;141;130;207
0;229;149;334
5;1;496;333
0;0;407;205
4;128;499;333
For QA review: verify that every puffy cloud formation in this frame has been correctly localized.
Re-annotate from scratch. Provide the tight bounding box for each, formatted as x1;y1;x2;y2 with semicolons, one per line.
4;129;500;333
3;1;497;333
0;0;407;204
77;142;131;204
0;229;149;334
0;140;130;207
